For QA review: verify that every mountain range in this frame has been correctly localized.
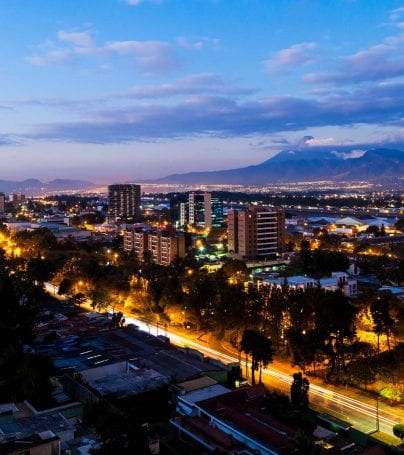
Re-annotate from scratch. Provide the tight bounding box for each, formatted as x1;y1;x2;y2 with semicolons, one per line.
0;179;95;195
157;148;404;185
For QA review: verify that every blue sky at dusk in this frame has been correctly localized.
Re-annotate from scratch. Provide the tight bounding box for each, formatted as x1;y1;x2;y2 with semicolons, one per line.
1;0;404;182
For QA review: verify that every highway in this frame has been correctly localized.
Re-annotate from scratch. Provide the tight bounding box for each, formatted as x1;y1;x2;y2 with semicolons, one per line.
44;282;402;439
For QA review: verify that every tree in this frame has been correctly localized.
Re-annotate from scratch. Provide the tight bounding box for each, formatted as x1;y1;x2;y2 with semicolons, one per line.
0;276;38;359
112;311;125;328
290;372;310;412
256;336;274;384
370;293;395;353
90;288;112;312
58;277;74;296
14;354;55;408
393;423;404;442
240;329;274;384
83;400;151;454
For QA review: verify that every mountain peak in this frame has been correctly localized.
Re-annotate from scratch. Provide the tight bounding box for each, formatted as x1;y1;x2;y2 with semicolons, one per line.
157;148;404;185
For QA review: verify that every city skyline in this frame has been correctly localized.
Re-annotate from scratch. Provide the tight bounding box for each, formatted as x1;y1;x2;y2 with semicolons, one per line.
1;0;404;181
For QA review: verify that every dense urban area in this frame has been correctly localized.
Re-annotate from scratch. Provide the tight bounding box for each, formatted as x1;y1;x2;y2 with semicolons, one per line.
0;183;403;454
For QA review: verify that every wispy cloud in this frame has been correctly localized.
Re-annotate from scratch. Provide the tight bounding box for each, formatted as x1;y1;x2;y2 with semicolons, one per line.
110;73;256;99
26;32;181;73
123;0;162;5
57;30;93;47
26;80;404;143
265;42;317;73
26;49;75;67
389;6;404;21
176;36;220;50
304;33;404;84
8;73;256;111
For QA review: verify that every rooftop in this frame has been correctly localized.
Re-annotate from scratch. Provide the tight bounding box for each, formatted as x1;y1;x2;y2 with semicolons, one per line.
196;386;295;452
0;412;74;439
177;376;217;393
84;367;169;398
180;384;230;404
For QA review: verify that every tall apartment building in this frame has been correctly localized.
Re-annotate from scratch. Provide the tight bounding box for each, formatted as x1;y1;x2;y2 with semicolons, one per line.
228;207;285;259
108;184;141;222
0;193;5;214
124;225;185;266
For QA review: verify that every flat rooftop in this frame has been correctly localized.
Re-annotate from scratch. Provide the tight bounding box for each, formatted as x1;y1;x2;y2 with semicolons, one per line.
0;412;74;439
85;368;169;398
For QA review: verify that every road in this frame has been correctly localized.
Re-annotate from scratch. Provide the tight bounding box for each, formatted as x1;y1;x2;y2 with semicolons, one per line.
120;314;402;438
44;282;402;439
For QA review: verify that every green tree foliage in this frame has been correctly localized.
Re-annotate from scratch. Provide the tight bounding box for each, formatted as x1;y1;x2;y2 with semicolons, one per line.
393;424;404;442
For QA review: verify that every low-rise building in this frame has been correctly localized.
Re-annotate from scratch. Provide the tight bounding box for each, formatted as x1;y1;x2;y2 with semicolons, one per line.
257;271;357;297
172;385;295;455
124;225;185;265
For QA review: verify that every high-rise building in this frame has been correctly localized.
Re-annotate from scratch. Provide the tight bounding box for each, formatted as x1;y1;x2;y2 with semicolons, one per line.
10;193;25;205
178;192;223;229
108;184;141;222
189;192;211;228
124;225;185;266
179;202;188;227
228;207;285;259
0;193;5;214
211;196;224;227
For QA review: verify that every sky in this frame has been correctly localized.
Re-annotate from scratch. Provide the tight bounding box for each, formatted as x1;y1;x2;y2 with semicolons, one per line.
1;0;404;183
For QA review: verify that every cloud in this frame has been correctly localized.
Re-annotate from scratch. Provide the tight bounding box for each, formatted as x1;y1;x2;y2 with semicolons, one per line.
26;34;180;73
26;49;75;66
111;73;256;99
11;73;256;109
176;36;220;50
304;137;336;146
304;33;404;85
265;42;317;72
389;7;404;21
331;149;366;159
124;0;162;5
57;30;93;47
25;80;404;143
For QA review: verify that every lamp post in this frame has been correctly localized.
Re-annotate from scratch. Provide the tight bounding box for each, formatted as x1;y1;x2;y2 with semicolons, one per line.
376;396;380;433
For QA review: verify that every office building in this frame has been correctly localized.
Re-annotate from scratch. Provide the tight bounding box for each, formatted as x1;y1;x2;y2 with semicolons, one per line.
228;207;285;259
189;192;211;228
124;225;185;266
108;184;141;222
210;196;224;227
179;192;223;229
